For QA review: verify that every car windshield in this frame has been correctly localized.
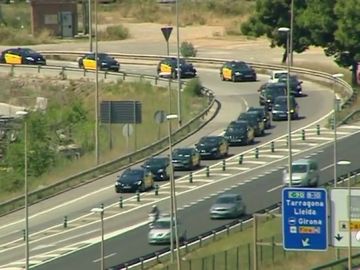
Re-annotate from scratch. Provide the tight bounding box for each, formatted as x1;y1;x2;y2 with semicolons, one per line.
144;158;167;167
227;126;245;133
121;169;144;178
239;114;257;123
173;149;191;157
216;196;236;204
169;58;186;65
230;62;248;70
266;86;286;96
292;164;308;173
21;48;37;55
278;75;298;84
199;137;219;144
153;220;171;229
98;53;112;60
274;72;288;79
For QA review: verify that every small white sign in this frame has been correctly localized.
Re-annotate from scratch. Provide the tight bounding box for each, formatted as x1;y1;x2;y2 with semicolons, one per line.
331;188;360;247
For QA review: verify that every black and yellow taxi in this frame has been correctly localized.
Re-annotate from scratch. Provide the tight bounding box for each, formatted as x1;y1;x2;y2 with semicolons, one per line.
172;147;201;170
220;60;256;82
195;136;229;159
78;52;120;72
0;48;46;65
115;167;154;193
157;57;197;78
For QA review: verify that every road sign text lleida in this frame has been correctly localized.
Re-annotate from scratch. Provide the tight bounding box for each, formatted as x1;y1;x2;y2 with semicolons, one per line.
282;187;328;251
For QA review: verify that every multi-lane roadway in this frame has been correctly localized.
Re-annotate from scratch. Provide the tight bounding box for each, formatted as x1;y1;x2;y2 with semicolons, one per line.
0;60;355;269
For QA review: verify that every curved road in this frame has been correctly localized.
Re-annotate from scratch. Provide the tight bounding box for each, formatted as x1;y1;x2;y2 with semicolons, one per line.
0;62;335;269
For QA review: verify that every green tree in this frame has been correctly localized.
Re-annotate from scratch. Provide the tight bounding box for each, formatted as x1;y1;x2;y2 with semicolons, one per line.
241;0;311;63
299;0;360;83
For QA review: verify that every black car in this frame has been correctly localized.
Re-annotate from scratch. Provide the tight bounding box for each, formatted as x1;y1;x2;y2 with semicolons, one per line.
115;167;154;193
0;47;46;65
220;60;257;82
223;120;255;146
258;82;287;110
172;147;201;170
157;57;197;78
78;52;120;72
247;106;272;129
237;111;265;137
142;156;170;181
272;95;300;121
195;136;229;159
278;74;303;97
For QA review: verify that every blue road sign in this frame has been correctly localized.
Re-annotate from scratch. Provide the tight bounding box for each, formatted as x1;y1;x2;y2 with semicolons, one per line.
282;187;328;251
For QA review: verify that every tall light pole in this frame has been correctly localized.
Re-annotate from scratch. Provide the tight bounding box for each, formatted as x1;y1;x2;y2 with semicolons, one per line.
16;110;29;270
289;0;294;66
175;0;182;127
94;0;100;165
166;114;181;269
278;27;292;186
89;0;93;52
338;160;352;270
91;207;105;270
332;73;344;188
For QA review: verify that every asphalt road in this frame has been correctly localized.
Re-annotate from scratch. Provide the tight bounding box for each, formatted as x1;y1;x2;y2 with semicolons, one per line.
0;62;333;269
32;129;360;270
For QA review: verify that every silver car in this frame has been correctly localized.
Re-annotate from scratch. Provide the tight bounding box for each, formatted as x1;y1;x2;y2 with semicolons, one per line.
148;215;187;244
210;193;246;219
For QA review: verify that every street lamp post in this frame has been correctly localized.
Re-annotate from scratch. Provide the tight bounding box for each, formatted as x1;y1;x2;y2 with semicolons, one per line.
166;114;181;269
338;160;352;270
289;0;294;66
175;0;182;127
16;110;29;270
332;73;344;188
89;0;92;52
278;27;292;186
91;207;105;270
94;0;99;165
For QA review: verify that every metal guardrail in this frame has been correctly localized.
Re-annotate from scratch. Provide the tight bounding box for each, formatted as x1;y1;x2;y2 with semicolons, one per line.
0;64;216;216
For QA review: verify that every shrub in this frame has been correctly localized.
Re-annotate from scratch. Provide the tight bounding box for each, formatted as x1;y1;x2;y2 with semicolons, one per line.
99;24;129;41
180;41;197;57
184;78;203;97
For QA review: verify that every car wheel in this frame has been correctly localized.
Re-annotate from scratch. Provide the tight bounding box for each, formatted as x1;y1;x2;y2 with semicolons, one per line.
231;74;236;82
171;70;177;79
221;73;225;81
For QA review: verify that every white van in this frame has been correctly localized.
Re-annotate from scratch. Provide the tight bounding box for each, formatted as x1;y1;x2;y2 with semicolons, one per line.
283;159;320;187
268;70;288;83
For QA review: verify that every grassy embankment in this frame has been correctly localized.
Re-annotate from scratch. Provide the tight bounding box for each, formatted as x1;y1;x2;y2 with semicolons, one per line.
0;75;207;202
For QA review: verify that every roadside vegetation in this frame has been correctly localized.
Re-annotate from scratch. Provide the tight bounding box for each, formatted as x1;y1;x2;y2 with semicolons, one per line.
0;75;208;202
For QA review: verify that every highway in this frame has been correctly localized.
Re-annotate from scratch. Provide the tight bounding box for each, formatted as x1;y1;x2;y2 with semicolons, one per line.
0;60;338;269
32;128;360;270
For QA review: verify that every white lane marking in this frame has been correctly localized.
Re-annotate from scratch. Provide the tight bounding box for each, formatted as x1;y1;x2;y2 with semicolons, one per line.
54;229;98;245
93;252;117;263
340;125;360;129
258;154;284;158
31;244;55;252
267;184;283;193
242;160;267;165
321;164;333;171
0;184;113;230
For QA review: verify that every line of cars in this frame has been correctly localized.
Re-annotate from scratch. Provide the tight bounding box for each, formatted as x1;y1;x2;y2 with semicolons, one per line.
258;70;303;121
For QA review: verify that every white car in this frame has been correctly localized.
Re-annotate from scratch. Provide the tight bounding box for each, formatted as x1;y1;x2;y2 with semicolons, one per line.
148;215;187;244
268;70;288;83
